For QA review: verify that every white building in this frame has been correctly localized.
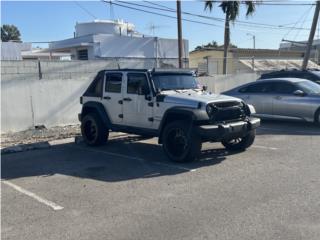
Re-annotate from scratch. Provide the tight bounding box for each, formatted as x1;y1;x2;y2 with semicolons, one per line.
280;39;320;64
49;20;189;67
1;42;70;60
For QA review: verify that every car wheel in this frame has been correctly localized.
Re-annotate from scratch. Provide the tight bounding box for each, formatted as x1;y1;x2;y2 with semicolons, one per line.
221;130;256;151
315;108;320;126
162;120;201;163
81;113;109;146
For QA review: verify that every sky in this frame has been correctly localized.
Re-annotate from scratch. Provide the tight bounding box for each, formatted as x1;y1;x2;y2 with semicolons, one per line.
1;0;319;51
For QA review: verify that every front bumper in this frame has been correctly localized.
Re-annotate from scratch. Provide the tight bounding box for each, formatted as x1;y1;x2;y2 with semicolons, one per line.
196;117;260;141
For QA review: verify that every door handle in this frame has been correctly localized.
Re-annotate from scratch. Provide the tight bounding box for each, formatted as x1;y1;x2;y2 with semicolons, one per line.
274;96;282;100
123;98;132;102
103;96;111;100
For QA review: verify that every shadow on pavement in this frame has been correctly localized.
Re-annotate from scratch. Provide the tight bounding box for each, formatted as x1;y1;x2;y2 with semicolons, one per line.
1;135;237;183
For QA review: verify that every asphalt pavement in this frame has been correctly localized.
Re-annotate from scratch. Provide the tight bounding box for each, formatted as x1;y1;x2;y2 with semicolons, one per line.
2;120;320;240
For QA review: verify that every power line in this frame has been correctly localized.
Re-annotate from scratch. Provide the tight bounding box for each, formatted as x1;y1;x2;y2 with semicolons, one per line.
102;0;312;33
293;6;314;41
282;5;314;40
74;1;97;19
211;0;315;6
102;1;223;28
123;0;311;31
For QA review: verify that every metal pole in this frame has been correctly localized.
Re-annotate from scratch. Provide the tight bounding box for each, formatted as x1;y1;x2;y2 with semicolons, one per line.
176;0;183;68
247;33;256;71
253;35;255;71
302;1;320;70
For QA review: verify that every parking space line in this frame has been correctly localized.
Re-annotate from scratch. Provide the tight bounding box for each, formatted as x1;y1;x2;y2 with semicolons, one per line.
2;180;64;211
252;145;278;151
69;145;196;172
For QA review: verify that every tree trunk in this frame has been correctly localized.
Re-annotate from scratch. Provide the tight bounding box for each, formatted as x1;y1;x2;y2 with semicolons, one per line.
223;14;230;75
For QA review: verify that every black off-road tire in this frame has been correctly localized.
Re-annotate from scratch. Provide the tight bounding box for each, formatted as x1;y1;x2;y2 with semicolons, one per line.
162;120;202;163
221;130;256;151
81;113;109;146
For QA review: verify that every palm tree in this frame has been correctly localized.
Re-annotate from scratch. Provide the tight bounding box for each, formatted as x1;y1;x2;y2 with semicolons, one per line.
205;1;256;74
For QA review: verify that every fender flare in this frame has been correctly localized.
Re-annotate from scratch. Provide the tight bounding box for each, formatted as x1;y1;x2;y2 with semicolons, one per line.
158;106;208;143
81;101;111;128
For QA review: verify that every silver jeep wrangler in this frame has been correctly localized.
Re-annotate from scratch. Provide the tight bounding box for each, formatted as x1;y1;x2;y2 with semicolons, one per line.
79;69;260;162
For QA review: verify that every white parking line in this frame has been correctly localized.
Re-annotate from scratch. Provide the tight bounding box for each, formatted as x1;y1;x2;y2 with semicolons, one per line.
69;145;196;172
2;180;64;211
252;145;278;151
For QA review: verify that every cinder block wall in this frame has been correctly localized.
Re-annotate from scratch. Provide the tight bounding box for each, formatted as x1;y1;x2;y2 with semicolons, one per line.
1;60;257;133
197;73;259;93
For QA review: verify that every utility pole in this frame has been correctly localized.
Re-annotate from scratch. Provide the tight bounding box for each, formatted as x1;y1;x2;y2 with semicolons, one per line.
176;0;183;68
247;33;256;71
302;1;320;70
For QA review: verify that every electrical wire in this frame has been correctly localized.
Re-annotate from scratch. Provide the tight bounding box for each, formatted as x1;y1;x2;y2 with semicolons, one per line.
282;5;313;41
74;1;97;19
120;0;311;31
102;1;224;28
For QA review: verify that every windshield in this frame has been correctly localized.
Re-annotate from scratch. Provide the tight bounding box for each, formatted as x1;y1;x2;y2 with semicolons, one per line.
296;81;320;95
152;74;200;91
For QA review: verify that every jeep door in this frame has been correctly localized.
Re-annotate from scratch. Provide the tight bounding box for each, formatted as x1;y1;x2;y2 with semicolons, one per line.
102;72;124;124
122;72;153;128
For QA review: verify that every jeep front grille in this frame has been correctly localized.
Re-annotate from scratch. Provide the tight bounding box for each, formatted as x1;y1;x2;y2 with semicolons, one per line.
207;101;246;123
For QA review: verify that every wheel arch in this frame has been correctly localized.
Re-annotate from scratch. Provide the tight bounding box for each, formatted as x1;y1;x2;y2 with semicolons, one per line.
81;101;111;128
158;107;207;144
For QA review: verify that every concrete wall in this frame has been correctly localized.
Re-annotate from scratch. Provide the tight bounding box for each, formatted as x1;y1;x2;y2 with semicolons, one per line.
1;60;258;133
197;73;259;94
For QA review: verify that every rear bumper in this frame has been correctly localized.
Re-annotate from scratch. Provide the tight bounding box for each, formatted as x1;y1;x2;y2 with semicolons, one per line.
196;117;260;141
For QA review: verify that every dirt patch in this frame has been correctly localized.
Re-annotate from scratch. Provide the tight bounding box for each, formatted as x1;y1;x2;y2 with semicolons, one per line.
1;125;81;148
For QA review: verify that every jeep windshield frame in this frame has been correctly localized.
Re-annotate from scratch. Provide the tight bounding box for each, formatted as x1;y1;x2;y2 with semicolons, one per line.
151;72;200;91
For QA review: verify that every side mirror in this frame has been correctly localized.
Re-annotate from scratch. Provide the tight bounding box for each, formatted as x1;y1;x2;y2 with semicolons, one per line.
140;85;152;100
293;90;306;97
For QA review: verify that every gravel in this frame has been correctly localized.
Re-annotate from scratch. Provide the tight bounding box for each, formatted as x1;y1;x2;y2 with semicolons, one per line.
1;125;81;148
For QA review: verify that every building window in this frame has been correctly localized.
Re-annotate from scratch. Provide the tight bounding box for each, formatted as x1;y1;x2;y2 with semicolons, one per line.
77;49;88;60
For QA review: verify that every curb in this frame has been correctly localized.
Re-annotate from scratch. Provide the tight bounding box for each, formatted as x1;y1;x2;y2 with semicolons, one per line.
1;137;83;155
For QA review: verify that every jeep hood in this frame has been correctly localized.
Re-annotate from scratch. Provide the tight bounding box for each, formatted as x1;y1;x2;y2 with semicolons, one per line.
161;90;242;106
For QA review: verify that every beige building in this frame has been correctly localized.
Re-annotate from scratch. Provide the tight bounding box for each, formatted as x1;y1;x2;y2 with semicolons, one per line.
190;47;307;75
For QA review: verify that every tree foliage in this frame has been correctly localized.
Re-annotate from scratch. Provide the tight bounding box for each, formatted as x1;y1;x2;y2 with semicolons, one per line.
204;1;256;74
194;41;238;51
1;24;21;42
